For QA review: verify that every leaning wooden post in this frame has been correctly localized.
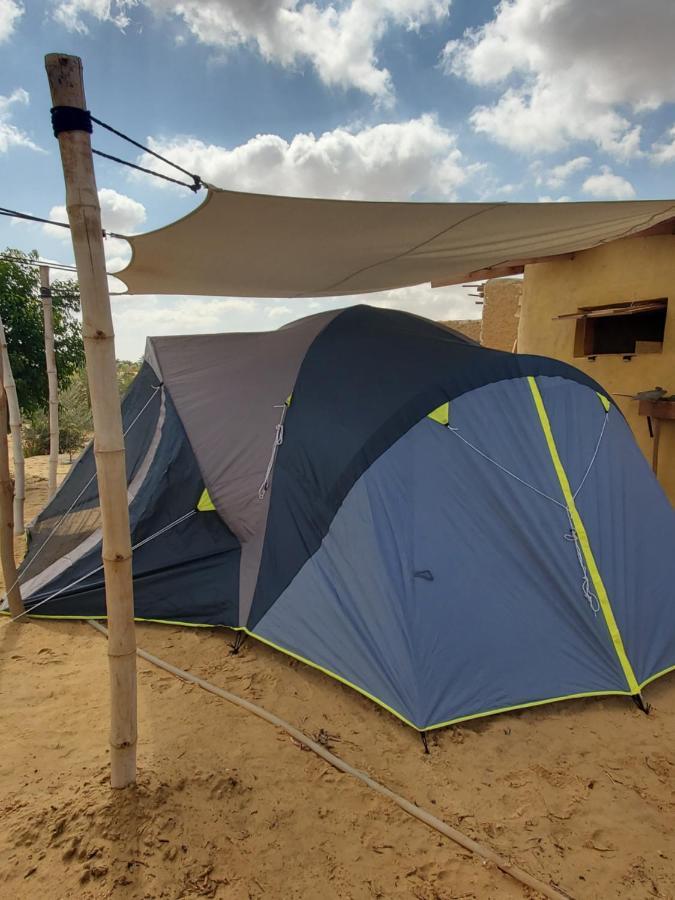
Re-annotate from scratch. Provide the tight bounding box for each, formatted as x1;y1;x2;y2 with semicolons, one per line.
0;351;23;617
40;265;60;500
0;316;25;535
45;53;137;788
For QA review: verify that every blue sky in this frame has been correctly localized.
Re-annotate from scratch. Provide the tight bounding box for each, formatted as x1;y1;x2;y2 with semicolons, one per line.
1;0;675;359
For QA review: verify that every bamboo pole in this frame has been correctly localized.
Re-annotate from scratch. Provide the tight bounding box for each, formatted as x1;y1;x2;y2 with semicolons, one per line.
40;265;59;500
45;53;137;788
0;351;23;617
0;316;25;534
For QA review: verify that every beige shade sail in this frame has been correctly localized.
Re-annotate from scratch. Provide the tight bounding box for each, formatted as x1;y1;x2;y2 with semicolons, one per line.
116;188;675;298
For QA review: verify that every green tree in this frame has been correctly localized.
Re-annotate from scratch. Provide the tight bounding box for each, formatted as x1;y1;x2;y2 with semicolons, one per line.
117;359;141;396
0;248;86;413
23;370;93;459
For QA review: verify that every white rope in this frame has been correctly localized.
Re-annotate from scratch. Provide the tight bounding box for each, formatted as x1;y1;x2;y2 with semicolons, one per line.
573;411;608;499
121;383;162;436
258;402;288;500
8;508;196;622
563;509;600;616
446;427;566;508
447;411;609;617
6;384;162;596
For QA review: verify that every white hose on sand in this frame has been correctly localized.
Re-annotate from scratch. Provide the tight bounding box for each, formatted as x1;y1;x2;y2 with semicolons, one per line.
88;620;570;900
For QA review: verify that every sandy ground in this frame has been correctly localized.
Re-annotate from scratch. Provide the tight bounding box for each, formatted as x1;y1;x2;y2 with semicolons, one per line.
1;455;674;899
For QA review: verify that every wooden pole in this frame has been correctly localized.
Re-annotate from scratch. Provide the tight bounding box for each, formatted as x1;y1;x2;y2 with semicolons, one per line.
0;351;23;617
0;316;25;535
45;53;137;788
40;265;60;500
652;418;661;476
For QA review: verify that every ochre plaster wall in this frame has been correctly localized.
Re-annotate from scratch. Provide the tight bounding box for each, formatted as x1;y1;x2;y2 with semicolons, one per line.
519;234;675;504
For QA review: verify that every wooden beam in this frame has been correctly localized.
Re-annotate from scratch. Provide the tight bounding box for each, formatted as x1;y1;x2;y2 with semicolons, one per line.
45;52;137;788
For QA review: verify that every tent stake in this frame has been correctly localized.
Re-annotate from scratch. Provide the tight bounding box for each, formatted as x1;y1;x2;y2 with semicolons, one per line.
40;265;60;500
0;351;23;617
0;316;24;535
420;731;430;754
45;53;137;788
230;631;247;655
632;693;651;715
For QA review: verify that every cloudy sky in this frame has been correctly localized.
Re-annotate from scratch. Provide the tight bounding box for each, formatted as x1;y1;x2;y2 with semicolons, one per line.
1;0;675;359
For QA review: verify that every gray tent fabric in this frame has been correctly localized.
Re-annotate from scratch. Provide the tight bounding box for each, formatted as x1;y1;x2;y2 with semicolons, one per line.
146;309;340;620
116;190;675;297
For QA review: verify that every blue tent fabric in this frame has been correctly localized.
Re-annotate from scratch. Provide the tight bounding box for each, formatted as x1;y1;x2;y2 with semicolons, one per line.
253;377;642;729
249;305;609;628
536;377;675;687
13;306;675;732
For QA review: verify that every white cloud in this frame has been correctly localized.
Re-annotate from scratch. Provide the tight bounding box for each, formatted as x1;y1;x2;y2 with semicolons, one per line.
43;188;145;271
0;0;22;42
111;283;479;360
264;304;293;318
52;0;134;33
651;125;675;165
138;115;480;200
537;195;571;203
96;187;147;233
51;0;449;102
581;166;635;200
443;0;675;159
465;82;642;160
45;188;145;236
537;155;591;189
0;88;42;154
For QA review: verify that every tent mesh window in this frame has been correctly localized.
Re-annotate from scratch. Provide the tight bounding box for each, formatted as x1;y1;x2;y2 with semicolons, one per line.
19;363;162;583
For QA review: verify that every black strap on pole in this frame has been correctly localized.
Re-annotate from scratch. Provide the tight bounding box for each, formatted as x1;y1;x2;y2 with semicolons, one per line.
50;105;93;136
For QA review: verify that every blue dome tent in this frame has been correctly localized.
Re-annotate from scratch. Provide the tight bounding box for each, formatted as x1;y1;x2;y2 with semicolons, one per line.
15;305;675;733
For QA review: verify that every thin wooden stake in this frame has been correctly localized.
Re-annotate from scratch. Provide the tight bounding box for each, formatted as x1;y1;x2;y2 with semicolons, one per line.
0;351;23;617
0;316;25;534
45;52;137;788
40;265;59;500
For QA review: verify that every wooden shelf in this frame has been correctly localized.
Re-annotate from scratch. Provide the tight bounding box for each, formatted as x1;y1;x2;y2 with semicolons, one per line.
638;399;675;421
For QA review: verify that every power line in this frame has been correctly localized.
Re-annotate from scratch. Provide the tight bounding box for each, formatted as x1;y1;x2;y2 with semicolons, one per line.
0;206;70;232
0;252;120;280
0;205;125;240
0;253;78;273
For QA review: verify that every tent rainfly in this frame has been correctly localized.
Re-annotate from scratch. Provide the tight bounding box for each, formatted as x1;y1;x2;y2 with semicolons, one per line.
115;189;675;297
15;305;675;731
